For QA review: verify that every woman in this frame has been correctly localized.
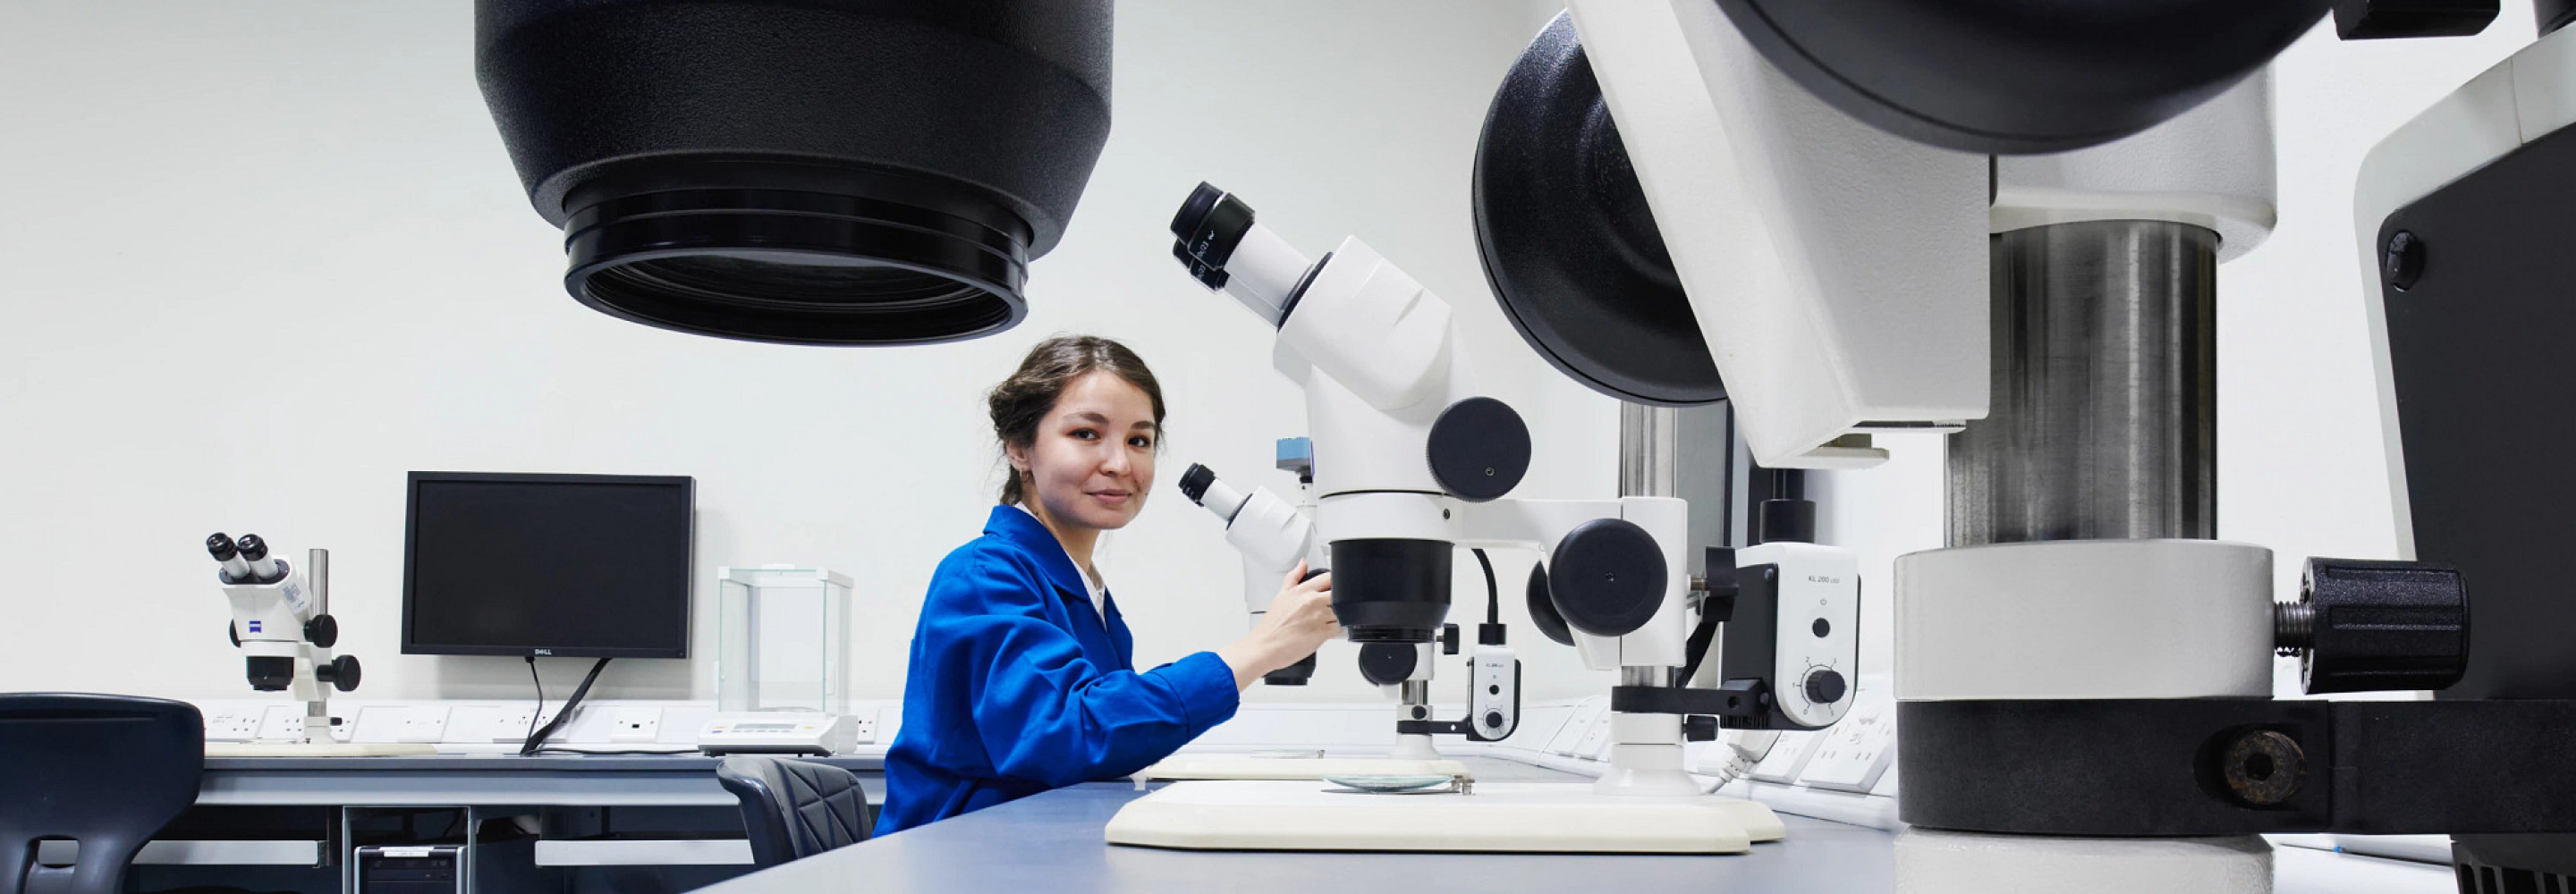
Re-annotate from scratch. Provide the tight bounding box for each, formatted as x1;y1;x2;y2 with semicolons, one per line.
874;334;1342;835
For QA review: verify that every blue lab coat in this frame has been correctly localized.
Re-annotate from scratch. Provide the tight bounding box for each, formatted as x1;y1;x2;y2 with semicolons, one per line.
874;505;1241;835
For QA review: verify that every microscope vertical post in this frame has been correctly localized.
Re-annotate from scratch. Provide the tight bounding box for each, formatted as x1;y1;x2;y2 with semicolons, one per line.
303;548;332;744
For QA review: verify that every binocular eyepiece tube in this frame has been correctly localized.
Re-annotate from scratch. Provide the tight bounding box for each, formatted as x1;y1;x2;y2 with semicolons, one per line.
1169;183;1315;326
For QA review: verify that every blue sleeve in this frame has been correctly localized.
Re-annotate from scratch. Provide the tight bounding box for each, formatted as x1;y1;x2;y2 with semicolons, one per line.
925;552;1240;788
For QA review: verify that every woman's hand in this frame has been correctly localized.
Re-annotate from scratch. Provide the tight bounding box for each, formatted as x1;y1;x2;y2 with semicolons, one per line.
1217;561;1338;690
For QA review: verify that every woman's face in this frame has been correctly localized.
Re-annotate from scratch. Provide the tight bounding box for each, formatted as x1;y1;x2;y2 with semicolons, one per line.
1010;370;1158;531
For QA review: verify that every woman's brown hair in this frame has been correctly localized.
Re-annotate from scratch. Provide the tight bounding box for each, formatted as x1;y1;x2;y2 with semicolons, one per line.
989;334;1166;505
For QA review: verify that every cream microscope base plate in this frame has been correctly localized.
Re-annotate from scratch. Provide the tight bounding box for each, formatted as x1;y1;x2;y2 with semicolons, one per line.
1135;756;1473;782
1105;780;1783;854
208;742;438;758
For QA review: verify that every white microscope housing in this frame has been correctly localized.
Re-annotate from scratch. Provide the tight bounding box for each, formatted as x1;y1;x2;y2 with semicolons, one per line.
1171;183;1851;793
215;543;360;744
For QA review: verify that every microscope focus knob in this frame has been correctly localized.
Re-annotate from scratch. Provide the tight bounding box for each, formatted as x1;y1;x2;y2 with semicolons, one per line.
1426;397;1530;502
1358;644;1419;687
316;654;363;693
1802;669;1848;705
1546;519;1668;638
2280;558;2468;695
304;614;339;649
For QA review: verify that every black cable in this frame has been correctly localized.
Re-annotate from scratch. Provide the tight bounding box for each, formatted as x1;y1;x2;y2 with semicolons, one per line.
1721;400;1737;547
1471;548;1500;626
519;657;611;755
524;656;545;748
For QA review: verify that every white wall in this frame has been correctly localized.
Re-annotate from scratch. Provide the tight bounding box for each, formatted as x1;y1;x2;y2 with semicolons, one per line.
0;2;1614;706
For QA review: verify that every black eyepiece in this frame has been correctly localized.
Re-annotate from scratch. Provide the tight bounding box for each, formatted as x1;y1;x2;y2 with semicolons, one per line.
1170;182;1225;241
1172;242;1228;289
1178;463;1216;504
235;534;269;562
1170;183;1257;270
207;533;238;561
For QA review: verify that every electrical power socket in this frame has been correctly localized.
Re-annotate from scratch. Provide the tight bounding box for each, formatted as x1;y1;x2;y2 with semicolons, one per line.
205;710;263;742
263;712;349;743
604;706;663;744
394;707;452;744
848;713;879;745
491;706;562;743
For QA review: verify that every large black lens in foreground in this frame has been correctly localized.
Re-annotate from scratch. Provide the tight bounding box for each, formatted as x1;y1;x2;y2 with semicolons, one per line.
1476;13;1725;407
477;0;1113;345
1711;0;2326;155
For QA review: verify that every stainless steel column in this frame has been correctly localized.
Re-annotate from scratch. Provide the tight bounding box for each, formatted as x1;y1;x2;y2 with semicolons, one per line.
1620;402;1679;498
1948;220;2217;546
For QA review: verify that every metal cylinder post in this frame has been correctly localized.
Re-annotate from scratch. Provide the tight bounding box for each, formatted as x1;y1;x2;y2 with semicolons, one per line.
1619;402;1679;499
308;548;329;615
1948;221;2218;546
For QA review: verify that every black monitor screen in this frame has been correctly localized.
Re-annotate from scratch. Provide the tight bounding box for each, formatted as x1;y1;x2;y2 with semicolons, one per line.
402;472;693;659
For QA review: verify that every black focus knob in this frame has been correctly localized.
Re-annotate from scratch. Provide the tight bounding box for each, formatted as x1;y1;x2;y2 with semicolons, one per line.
1803;669;1848;705
1358;644;1419;687
2280;558;2468;695
304;614;339;649
318;654;362;693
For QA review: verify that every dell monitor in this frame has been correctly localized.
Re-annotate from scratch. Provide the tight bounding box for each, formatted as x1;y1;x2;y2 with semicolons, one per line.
402;471;694;659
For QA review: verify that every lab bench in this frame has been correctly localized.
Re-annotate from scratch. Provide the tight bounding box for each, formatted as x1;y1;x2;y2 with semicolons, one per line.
698;770;1902;894
106;755;884;894
681;754;2456;894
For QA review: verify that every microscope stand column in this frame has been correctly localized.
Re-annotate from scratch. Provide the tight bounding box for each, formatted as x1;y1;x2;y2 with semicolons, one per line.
1894;220;2273;894
1391;680;1441;761
1597;667;1699;797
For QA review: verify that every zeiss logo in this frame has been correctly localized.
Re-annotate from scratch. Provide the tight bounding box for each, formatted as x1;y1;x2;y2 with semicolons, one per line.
247;620;263;633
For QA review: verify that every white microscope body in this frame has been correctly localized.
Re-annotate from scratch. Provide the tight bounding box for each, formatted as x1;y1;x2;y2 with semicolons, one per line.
1183;454;1531;760
211;535;360;745
1172;185;1858;793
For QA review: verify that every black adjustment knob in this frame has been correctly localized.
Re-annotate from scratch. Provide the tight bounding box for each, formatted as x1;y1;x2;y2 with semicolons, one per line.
336;655;363;692
304;614;339;649
1803;669;1848;705
1524;564;1574;646
1426;397;1530;502
1682;715;1719;742
1547;519;1668;637
1358;644;1419;687
2280;557;2468;695
1484;711;1506;730
1441;623;1461;655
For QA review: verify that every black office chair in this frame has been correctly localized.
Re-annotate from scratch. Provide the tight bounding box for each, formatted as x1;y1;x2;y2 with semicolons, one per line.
1;693;205;894
716;756;871;868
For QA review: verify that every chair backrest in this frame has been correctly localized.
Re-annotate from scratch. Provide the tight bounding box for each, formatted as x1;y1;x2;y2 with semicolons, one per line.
0;693;204;894
716;756;870;868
